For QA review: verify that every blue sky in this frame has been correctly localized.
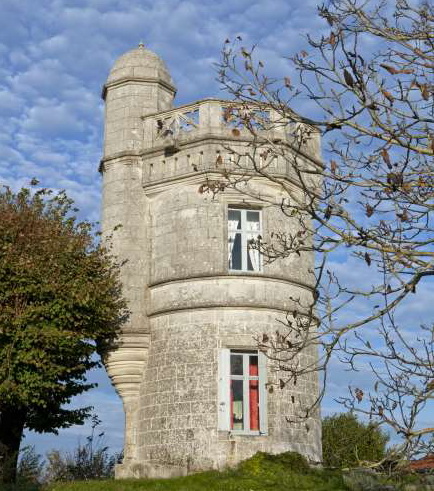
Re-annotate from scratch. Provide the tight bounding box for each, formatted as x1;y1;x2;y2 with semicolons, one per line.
2;0;432;460
0;0;325;223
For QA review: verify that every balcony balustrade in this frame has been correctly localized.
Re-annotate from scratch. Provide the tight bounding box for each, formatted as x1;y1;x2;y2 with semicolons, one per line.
140;99;320;189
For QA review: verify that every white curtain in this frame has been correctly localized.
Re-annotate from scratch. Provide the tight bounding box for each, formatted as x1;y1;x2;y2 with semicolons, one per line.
247;237;260;271
246;218;260;271
228;219;240;267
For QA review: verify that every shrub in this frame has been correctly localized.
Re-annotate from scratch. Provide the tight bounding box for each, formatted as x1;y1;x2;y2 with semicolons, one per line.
44;415;121;482
238;451;310;476
322;413;389;468
17;446;44;486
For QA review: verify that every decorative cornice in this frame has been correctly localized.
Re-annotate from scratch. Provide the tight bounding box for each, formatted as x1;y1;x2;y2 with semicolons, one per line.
99;154;142;173
101;77;176;100
147;304;319;320
137;133;323;169
141;169;303;198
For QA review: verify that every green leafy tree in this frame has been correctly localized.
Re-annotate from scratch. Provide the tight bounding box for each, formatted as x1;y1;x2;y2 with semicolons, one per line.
322;413;389;468
0;183;127;484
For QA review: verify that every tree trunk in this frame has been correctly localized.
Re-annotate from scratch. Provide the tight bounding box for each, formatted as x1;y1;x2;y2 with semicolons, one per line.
0;406;26;484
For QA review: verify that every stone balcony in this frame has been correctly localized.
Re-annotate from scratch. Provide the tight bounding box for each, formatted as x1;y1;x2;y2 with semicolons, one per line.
140;99;321;190
142;99;285;149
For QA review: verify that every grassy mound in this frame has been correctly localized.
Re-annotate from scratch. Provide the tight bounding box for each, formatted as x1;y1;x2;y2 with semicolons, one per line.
44;452;348;491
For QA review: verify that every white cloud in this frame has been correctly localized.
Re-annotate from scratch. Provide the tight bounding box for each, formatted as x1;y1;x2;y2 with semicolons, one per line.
22;102;86;137
8;60;77;97
0;89;25;114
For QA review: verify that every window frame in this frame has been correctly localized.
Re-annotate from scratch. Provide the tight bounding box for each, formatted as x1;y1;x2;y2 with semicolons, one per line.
228;207;262;273
218;348;268;435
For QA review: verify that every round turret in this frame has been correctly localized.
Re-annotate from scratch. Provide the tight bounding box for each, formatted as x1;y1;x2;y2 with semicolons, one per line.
102;44;176;158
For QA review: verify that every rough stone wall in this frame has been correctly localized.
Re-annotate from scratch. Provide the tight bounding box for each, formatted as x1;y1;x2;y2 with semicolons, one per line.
148;184;224;283
102;158;148;329
103;82;174;157
131;309;320;478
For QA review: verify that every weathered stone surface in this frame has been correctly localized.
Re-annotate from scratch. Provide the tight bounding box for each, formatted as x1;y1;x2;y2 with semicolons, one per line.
101;44;322;479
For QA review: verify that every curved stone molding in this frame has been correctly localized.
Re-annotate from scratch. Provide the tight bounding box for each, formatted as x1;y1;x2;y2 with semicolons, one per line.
104;331;149;404
148;276;313;317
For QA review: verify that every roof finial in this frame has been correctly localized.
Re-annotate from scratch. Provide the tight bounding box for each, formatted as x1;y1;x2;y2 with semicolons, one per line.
138;41;145;48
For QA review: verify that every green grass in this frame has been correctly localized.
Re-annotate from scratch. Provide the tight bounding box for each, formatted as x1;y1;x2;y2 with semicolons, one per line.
44;452;349;491
10;451;434;491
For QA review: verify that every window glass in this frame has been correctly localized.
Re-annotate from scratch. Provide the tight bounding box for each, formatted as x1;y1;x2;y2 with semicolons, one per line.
247;246;254;271
230;234;242;270
230;354;243;375
249;355;259;430
247;237;260;271
249;355;258;376
228;208;262;272
249;379;259;431
231;380;244;430
228;209;241;229
227;350;265;434
246;211;260;231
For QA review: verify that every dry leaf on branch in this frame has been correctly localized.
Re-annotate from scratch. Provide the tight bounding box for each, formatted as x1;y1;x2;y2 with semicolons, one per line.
343;69;355;87
380;63;414;75
329;32;336;46
365;204;374;217
364;252;371;266
380;64;400;74
380;148;392;167
420;84;430;101
241;47;250;58
381;90;394;103
330;160;337;173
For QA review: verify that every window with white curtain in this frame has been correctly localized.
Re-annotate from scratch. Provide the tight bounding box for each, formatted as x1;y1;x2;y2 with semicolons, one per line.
228;208;262;272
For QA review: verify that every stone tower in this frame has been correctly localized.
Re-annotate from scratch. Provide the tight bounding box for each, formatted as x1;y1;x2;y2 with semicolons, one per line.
101;45;322;479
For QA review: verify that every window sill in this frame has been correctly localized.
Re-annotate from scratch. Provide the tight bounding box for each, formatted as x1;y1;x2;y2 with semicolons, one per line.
229;431;268;437
228;269;263;274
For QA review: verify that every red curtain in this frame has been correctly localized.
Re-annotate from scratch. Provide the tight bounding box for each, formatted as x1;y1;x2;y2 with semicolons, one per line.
249;360;259;431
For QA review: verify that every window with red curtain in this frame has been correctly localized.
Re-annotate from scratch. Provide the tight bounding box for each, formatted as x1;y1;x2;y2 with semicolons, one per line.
230;351;260;433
